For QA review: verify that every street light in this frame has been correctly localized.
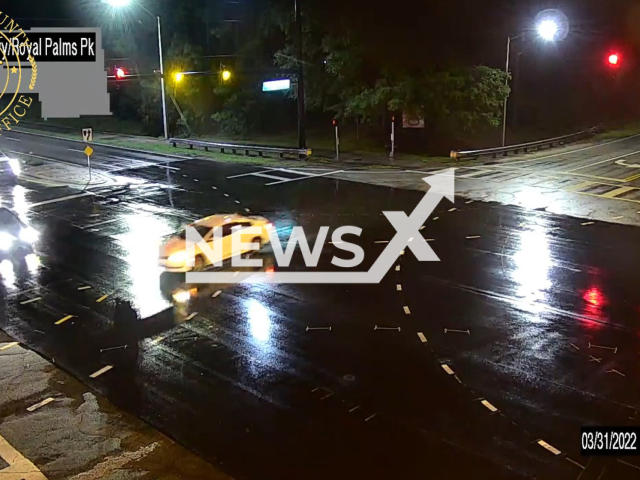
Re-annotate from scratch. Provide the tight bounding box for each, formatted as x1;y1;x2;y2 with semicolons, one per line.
536;20;559;42
104;0;169;140
174;72;184;82
221;70;231;82
502;10;568;146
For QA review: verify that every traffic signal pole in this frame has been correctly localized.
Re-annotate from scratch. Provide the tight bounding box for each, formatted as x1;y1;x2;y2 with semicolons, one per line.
157;15;169;140
294;0;306;150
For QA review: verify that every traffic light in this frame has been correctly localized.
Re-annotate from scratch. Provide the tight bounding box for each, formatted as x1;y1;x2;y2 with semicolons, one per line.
608;52;620;67
115;67;126;79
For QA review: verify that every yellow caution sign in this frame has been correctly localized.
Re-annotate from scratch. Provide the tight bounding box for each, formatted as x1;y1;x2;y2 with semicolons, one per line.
84;145;94;157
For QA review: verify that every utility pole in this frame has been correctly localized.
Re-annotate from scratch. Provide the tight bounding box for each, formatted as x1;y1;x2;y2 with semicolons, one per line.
294;0;306;149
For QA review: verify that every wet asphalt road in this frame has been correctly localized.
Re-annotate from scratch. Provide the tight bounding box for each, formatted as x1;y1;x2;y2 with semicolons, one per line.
2;132;640;479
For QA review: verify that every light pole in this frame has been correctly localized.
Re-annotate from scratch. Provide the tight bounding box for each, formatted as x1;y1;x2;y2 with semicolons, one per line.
105;0;169;140
502;14;564;146
294;0;306;150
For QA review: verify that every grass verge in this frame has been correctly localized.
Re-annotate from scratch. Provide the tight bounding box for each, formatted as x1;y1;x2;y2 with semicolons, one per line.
595;123;640;140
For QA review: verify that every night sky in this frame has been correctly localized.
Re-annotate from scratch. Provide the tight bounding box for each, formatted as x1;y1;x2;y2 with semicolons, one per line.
7;0;639;131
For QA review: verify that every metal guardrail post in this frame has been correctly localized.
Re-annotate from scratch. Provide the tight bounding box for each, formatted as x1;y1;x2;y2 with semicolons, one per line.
167;138;312;159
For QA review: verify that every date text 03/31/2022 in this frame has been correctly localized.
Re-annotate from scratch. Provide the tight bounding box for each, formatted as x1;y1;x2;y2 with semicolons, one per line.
582;427;640;456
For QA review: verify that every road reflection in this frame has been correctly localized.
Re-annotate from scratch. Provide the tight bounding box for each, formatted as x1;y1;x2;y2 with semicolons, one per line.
511;224;552;314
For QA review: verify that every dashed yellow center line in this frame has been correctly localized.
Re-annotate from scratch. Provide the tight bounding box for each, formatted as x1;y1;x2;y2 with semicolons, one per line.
600;186;636;198
55;315;74;325
96;294;110;303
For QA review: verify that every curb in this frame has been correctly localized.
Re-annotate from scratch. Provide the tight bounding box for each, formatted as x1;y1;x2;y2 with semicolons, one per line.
12;127;195;160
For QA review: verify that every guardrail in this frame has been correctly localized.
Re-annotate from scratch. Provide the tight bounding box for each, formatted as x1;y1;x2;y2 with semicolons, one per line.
450;126;603;160
168;138;312;159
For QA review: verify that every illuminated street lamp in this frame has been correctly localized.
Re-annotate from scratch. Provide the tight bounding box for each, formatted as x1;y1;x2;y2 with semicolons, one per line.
104;0;169;140
536;19;559;42
174;72;184;82
502;9;569;146
221;69;231;82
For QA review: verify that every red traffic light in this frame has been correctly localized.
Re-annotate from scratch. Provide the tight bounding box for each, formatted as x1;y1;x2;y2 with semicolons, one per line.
115;67;126;79
608;53;620;66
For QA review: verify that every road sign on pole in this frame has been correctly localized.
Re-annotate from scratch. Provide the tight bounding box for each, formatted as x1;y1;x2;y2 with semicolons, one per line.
82;128;93;142
83;145;94;157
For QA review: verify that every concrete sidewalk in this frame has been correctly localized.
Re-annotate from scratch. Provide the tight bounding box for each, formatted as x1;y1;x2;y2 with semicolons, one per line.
0;332;233;480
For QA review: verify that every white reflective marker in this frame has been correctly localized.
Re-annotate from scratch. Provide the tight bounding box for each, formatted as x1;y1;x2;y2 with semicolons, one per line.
417;332;427;343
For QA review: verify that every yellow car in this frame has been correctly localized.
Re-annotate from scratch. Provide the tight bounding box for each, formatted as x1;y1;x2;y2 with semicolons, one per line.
159;214;273;272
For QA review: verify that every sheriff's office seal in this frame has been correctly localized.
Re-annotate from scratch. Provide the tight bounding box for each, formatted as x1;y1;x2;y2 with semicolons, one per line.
0;12;38;134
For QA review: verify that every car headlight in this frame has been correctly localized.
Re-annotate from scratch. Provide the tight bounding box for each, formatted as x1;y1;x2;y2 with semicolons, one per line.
19;226;38;244
0;232;15;251
8;158;20;176
167;250;187;264
172;290;191;303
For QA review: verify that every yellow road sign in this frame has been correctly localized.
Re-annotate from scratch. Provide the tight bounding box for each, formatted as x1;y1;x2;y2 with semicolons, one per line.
84;145;94;157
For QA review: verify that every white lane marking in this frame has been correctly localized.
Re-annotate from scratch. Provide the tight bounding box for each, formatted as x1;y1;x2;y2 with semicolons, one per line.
348;404;361;413
588;342;617;353
395;265;400;271
68;148;85;153
90;365;113;378
0;433;48;479
232;271;239;277
465;200;474;204
227;170;279;179
607;369;625;377
566;147;640;172
77;285;92;291
193;179;199;182
149;336;165;345
20;297;42;305
81;218;121;230
27;397;55;412
457;169;488;178
466;235;481;239
28;192;94;208
5;137;20;141
417;332;427;343
481;400;498;412
419;225;425;230
444;328;471;335
441;364;454;375
565;457;585;470
248;172;291;181
581;221;595;226
611;216;624;220
0;341;19;351
589;355;602;363
212;290;222;298
364;413;377;422
224;193;230;197
374;240;389;244
537;439;561;455
401;250;405;256
403;306;411;314
265;170;345;186
185;312;199;321
433;217;439;221
426;239;435;242
244;208;251;212
235;200;241;204
408;237;414;242
507;132;640;165
448;208;457;212
306;326;331;331
373;325;401;331
570;343;580;350
618;459;640;471
396;284;402;291
212;186;217;189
